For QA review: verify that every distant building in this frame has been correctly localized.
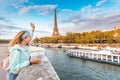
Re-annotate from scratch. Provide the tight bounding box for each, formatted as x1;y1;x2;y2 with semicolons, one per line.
114;25;120;30
114;25;120;37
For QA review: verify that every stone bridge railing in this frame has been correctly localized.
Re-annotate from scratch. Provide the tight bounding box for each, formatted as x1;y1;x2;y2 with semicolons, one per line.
16;46;60;80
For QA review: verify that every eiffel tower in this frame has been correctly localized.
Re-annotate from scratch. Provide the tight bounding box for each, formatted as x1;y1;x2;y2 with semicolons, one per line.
52;9;60;36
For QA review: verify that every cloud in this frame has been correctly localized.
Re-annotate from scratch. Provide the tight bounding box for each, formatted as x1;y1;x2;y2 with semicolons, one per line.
0;24;23;39
0;16;5;20
96;0;107;6
0;24;51;39
35;30;50;33
59;3;120;33
61;9;74;13
33;30;51;38
12;0;57;15
0;24;22;32
19;0;29;3
60;14;83;24
59;1;120;33
80;5;103;18
0;16;9;22
19;6;30;14
19;5;57;15
61;12;120;33
60;5;102;24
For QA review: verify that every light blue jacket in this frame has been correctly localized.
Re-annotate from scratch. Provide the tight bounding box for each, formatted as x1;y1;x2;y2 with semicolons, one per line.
9;31;34;74
9;44;30;74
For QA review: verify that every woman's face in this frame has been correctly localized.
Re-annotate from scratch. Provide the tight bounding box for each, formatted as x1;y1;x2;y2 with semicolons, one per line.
24;35;31;44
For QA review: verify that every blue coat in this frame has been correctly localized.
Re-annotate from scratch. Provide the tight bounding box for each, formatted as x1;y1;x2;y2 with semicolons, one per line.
9;31;33;74
9;44;30;74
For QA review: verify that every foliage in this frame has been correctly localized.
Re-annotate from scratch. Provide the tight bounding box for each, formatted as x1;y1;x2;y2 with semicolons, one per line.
0;39;10;43
33;29;120;44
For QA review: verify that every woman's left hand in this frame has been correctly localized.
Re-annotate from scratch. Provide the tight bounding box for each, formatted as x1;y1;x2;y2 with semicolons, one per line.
30;22;35;31
30;58;40;64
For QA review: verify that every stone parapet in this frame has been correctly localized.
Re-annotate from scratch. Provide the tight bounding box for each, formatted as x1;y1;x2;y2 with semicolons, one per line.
16;46;60;80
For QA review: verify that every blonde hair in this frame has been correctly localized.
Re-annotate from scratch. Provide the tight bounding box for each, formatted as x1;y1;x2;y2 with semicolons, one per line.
9;30;30;47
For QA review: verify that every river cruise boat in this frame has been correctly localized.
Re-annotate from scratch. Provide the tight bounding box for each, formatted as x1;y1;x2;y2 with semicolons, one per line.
66;49;120;66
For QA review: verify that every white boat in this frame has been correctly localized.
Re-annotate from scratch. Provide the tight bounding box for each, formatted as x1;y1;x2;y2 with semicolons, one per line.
61;46;76;49
66;49;120;66
78;46;98;50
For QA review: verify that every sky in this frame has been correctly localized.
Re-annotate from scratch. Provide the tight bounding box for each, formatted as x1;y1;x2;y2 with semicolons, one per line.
0;0;120;39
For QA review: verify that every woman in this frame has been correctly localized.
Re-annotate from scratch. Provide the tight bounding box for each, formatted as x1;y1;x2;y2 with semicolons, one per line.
8;23;38;80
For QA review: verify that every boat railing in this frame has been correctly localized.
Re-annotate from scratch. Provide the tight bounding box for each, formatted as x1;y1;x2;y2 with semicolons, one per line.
66;49;120;64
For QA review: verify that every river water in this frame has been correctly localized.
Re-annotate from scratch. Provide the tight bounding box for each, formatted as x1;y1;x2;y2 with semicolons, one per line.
44;47;120;80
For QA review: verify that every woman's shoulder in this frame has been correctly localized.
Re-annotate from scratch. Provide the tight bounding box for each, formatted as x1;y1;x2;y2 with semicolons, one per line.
9;44;21;52
12;44;21;49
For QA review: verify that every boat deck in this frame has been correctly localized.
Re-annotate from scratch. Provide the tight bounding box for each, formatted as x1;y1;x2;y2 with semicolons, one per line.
66;49;120;66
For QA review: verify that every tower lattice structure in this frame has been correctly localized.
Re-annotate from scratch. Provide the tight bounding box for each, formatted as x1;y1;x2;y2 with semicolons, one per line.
52;9;60;36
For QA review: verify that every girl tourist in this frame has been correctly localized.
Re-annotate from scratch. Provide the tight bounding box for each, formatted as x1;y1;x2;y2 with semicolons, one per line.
7;23;38;80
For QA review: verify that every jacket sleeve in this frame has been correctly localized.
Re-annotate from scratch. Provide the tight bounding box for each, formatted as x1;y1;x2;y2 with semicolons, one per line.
30;30;34;38
9;49;30;74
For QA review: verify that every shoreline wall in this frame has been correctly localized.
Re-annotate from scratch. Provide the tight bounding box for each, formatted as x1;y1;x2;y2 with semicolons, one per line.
0;44;60;80
38;43;120;48
0;44;9;80
16;46;60;80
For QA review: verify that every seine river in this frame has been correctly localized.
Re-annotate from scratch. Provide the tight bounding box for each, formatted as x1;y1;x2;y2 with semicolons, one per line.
44;47;120;80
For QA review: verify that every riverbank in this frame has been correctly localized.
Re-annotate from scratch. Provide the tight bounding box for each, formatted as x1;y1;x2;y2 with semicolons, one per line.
0;44;9;80
0;44;60;80
38;43;120;49
16;46;60;80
